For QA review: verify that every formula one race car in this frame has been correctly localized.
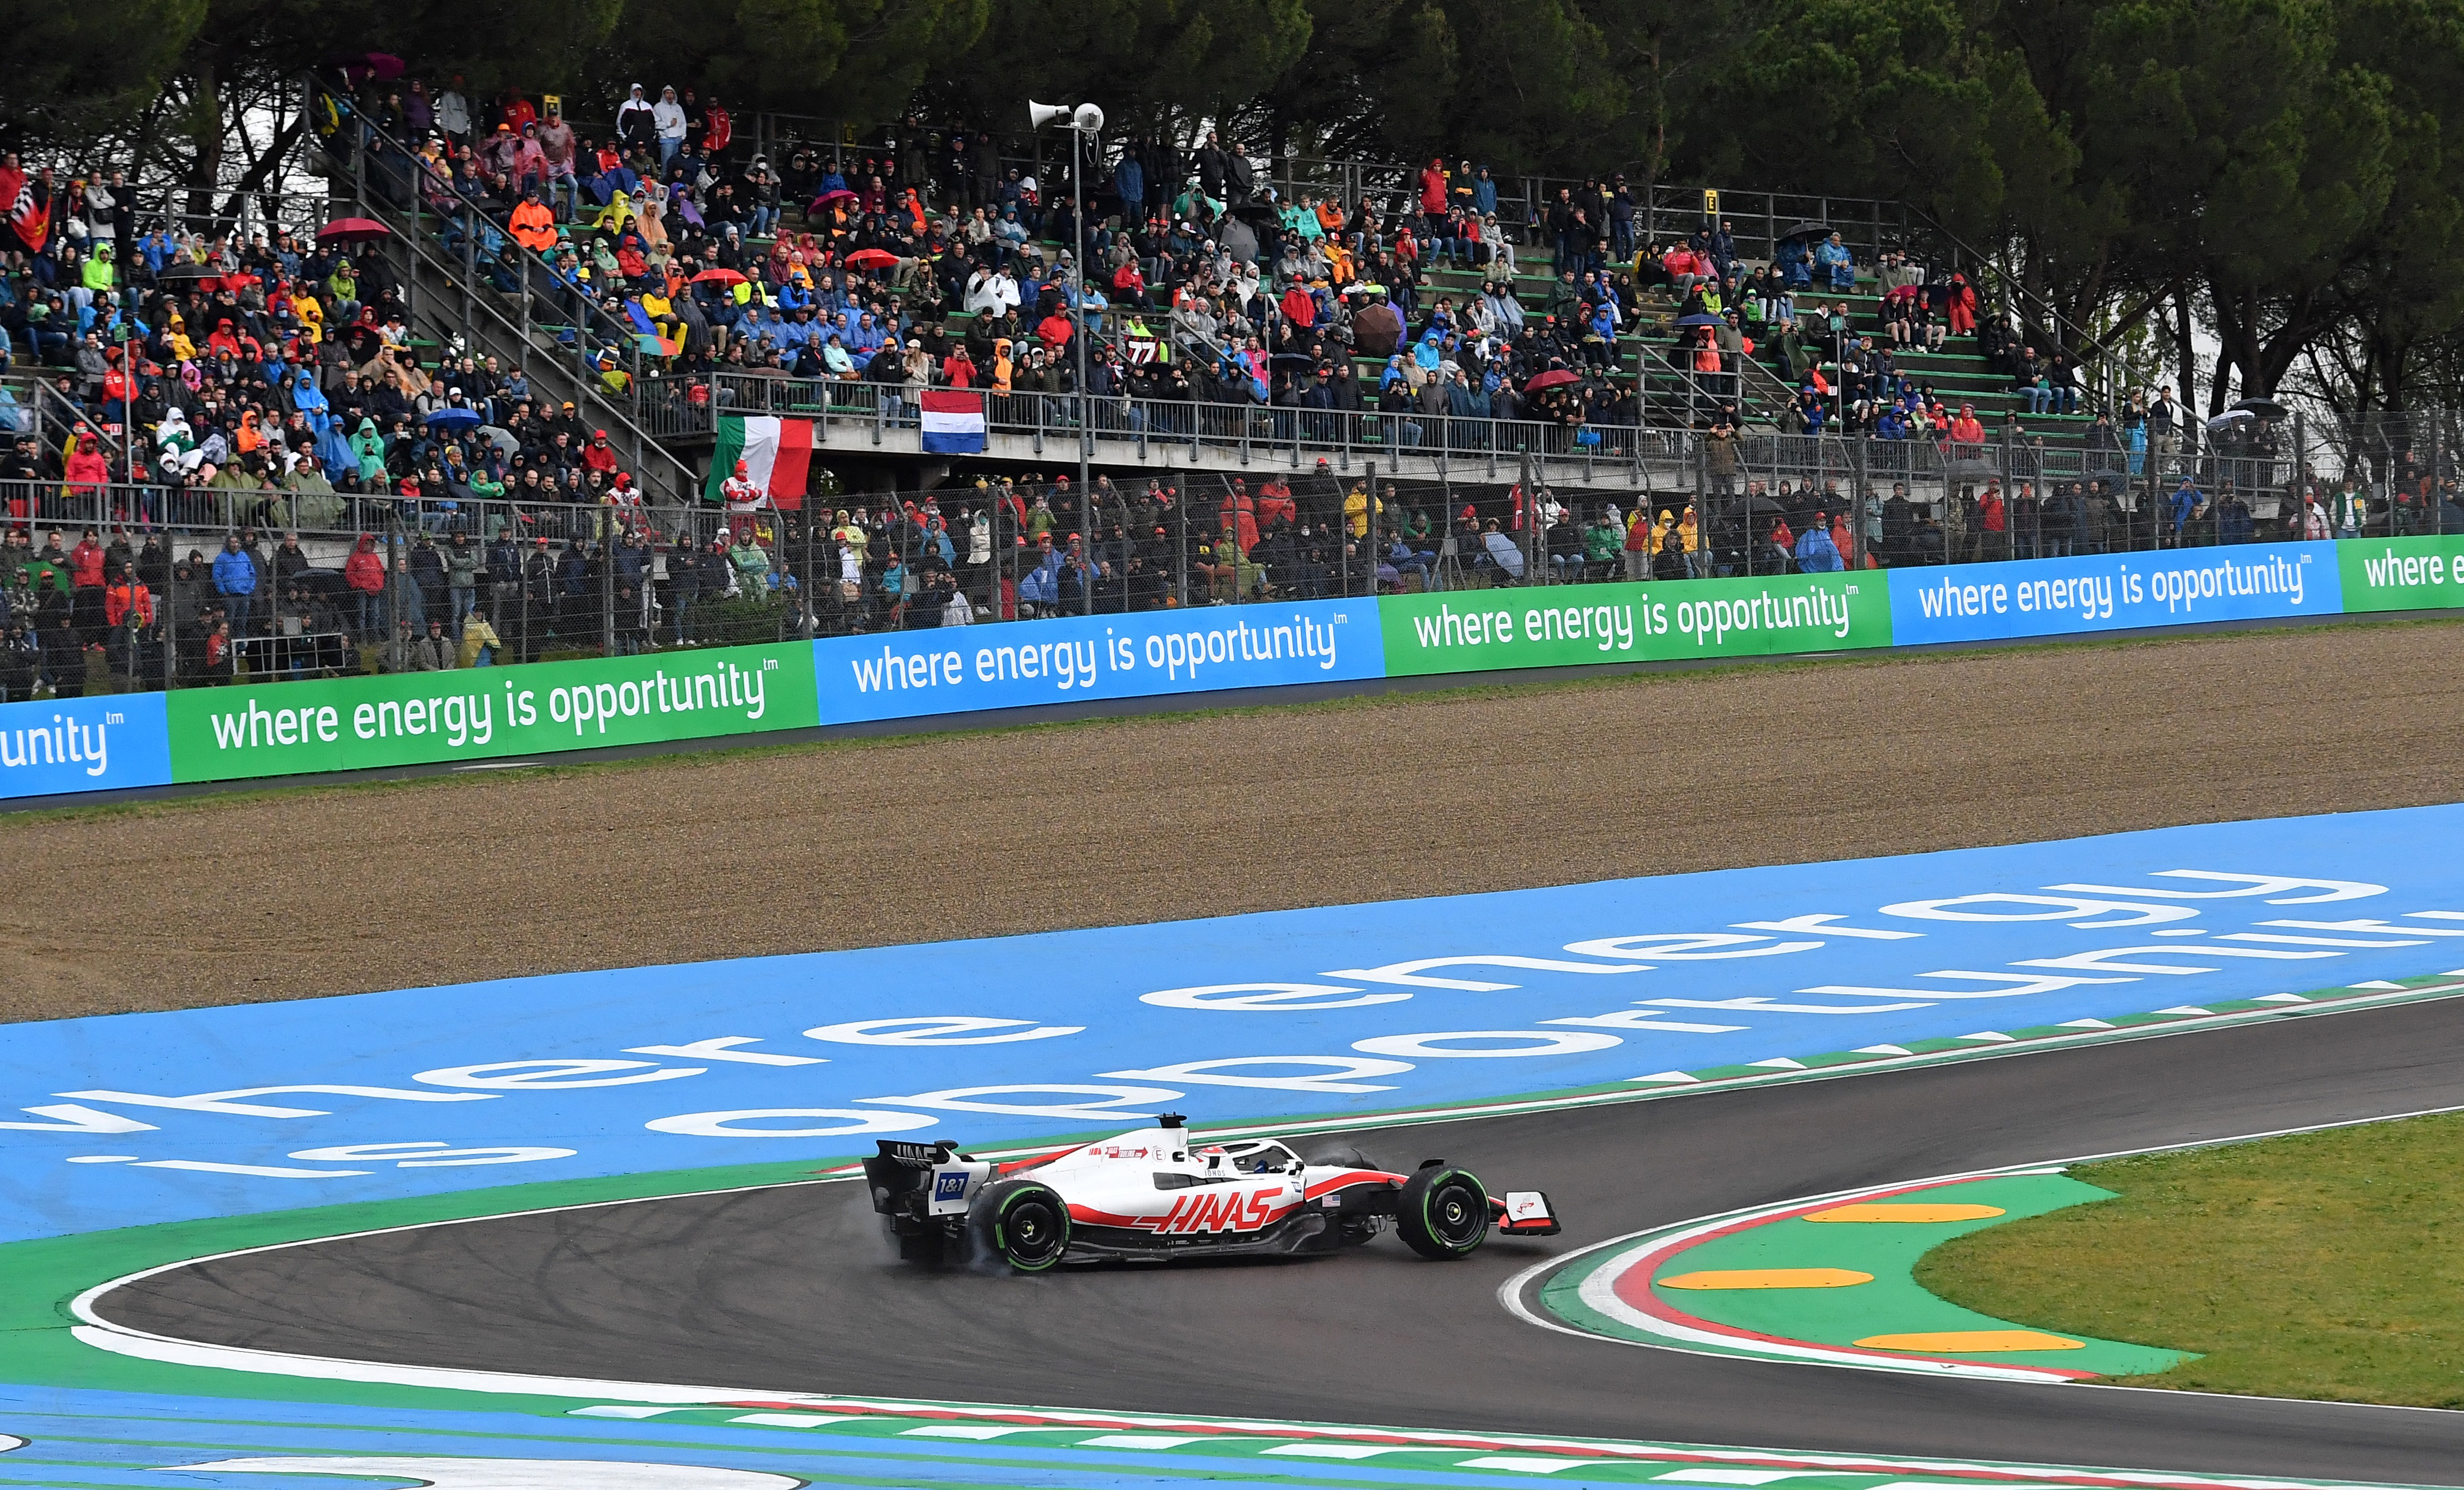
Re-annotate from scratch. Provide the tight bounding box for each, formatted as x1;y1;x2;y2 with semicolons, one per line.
862;1114;1560;1271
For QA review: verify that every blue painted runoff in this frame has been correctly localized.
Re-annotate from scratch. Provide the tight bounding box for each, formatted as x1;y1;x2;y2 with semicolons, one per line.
5;805;2462;1244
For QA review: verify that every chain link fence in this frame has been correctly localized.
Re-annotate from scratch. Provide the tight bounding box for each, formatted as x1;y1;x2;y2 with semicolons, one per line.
6;403;2454;704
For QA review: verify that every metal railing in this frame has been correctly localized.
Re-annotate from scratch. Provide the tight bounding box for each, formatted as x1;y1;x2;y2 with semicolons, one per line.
675;373;2138;488
750;112;1910;262
308;78;701;507
0;479;720;549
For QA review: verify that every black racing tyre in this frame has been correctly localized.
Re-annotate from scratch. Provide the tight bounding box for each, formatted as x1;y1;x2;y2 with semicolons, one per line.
966;1179;1071;1272
1394;1165;1490;1259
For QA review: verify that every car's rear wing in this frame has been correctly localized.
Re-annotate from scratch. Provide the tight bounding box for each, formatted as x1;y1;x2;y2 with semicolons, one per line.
862;1139;948;1215
863;1138;992;1219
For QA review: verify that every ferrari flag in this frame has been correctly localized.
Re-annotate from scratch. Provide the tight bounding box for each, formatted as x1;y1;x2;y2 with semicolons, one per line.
707;416;812;507
920;390;987;454
0;163;49;254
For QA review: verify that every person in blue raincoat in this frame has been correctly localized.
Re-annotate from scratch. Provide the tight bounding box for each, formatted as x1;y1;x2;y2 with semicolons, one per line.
1813;232;1854;292
289;368;329;419
1793;518;1844;572
1015;538;1064;615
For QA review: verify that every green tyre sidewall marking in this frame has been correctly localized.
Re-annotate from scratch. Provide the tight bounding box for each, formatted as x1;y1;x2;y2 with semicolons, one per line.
1402;1167;1489;1258
995;1183;1067;1271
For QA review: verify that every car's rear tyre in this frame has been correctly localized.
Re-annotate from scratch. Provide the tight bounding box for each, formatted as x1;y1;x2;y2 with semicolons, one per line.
1394;1165;1489;1259
967;1179;1071;1272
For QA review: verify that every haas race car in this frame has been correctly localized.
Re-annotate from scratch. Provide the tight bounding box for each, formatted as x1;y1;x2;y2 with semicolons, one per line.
863;1114;1559;1271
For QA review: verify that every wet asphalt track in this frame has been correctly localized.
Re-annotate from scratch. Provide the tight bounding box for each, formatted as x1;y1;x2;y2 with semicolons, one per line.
101;996;2464;1483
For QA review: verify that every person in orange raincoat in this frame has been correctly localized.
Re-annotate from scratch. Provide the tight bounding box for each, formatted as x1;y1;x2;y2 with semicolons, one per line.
510;187;558;253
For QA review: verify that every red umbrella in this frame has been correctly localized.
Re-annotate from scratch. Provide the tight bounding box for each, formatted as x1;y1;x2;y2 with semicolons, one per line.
811;188;859;208
317;216;392;244
1524;368;1580;391
691;268;748;286
844;248;900;270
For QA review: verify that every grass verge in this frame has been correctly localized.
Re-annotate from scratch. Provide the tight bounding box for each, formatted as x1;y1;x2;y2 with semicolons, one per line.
1914;1111;2464;1406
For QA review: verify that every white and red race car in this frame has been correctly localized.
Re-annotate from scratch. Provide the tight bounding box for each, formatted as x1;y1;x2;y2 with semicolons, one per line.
861;1113;1560;1271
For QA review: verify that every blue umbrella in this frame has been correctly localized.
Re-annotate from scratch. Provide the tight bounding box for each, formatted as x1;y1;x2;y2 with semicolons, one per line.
426;407;482;430
1674;313;1723;329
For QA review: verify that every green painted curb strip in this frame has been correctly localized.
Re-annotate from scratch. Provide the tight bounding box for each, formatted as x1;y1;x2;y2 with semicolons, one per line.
1636;1173;2191;1377
14;1394;2450;1490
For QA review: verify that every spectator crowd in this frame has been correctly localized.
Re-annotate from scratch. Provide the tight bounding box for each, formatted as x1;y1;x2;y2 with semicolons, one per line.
1;70;2456;701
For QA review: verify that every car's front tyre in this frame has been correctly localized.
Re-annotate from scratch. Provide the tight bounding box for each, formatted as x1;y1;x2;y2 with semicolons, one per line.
967;1178;1072;1272
1394;1165;1490;1259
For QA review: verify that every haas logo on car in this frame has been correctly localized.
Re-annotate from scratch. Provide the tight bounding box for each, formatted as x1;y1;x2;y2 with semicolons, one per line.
1155;1187;1284;1234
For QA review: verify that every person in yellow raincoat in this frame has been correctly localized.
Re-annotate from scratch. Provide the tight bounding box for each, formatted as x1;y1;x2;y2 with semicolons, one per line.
1677;506;1701;578
591;190;635;236
638;285;683;357
1343;481;1381;539
290;287;324;344
458;609;503;667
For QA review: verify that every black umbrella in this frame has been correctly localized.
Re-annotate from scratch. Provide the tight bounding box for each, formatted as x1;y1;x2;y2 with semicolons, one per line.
1779;221;1831;241
155;263;218;281
2231;397;2290;419
1229;203;1283;230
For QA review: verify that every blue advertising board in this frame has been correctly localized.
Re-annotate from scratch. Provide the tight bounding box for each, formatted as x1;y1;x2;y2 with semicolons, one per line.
1888;542;2345;645
811;599;1383;724
0;693;173;801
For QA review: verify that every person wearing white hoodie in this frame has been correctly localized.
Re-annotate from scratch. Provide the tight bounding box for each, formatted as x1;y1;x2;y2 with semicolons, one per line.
651;87;688;168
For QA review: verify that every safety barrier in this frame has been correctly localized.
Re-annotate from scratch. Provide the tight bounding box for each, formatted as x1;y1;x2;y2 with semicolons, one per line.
4;535;2457;803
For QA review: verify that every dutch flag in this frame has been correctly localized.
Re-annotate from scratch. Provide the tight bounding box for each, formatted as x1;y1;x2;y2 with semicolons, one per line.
920;390;988;455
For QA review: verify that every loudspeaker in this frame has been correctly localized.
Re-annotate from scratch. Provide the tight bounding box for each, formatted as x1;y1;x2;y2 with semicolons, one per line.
1028;101;1070;129
1072;102;1105;134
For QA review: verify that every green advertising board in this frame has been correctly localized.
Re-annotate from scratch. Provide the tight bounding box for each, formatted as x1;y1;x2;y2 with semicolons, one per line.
2336;535;2464;613
1379;571;1893;676
166;642;821;783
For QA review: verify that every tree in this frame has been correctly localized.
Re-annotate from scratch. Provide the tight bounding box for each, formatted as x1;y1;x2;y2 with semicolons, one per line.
0;0;205;156
923;0;1308;132
609;0;986;124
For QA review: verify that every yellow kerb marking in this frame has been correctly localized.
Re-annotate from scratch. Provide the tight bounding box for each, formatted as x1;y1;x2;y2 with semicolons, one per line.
1657;1268;1874;1290
1855;1329;2084;1352
1804;1203;2006;1223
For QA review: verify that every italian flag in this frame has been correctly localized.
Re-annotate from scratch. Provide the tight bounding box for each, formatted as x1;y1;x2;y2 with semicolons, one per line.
707;416;812;509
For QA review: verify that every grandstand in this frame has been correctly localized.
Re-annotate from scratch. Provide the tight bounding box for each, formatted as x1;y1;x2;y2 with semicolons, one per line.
1;69;2457;701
